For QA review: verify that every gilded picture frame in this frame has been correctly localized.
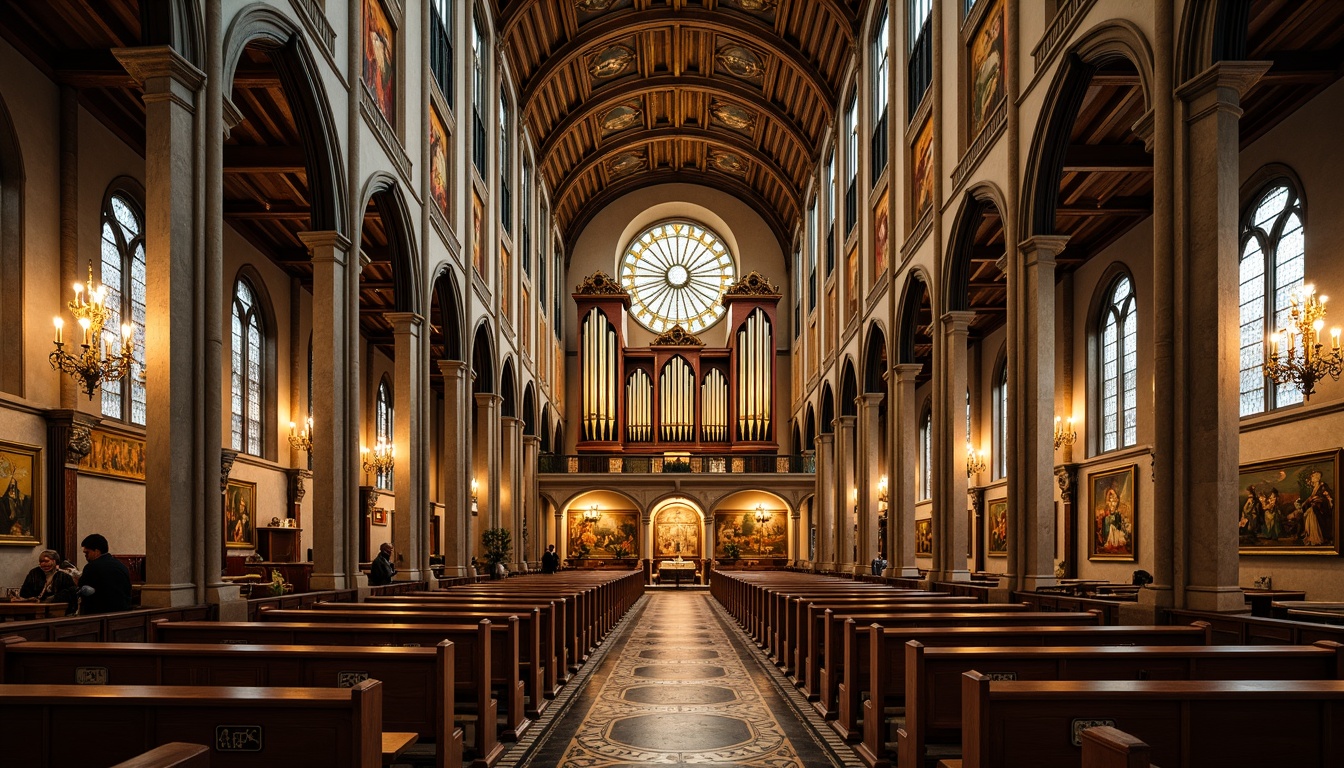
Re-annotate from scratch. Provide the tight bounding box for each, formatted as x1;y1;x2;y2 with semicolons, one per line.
1089;464;1137;562
224;479;258;550
914;518;933;557
78;428;146;482
987;499;1008;557
1238;449;1340;555
0;440;41;546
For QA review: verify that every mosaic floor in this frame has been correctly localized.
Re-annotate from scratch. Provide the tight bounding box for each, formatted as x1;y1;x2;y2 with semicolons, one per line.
521;591;861;768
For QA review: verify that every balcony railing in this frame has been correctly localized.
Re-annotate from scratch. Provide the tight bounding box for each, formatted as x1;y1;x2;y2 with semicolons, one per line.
538;454;815;474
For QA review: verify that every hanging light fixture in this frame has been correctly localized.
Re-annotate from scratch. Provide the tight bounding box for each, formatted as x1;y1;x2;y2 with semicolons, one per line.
966;442;987;478
50;263;136;399
584;503;601;523
1264;283;1344;401
360;440;395;484
288;417;314;457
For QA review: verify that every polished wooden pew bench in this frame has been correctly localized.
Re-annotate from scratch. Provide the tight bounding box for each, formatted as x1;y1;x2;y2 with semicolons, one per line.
1080;726;1156;768
0;679;384;767
0;636;467;768
110;743;210;768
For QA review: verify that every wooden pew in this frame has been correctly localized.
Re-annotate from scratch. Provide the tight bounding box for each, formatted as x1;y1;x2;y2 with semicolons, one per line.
780;594;976;673
959;674;1344;767
1081;727;1156;768
887;640;1344;768
0;679;384;767
110;743;210;768
0;636;467;768
151;618;504;765
856;622;1213;767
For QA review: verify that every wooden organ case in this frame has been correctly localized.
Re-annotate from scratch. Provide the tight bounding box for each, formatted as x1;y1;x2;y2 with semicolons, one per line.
575;271;780;454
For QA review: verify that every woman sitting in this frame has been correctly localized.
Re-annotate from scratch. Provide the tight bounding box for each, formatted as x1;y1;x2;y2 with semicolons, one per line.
11;549;78;614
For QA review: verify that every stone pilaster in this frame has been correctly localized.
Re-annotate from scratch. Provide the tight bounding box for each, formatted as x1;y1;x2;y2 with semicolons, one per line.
522;435;541;565
834;415;857;573
891;364;923;576
474;392;502;560
814;433;836;572
438;360;471;576
500;416;523;568
937;311;976;582
856;393;884;573
386;312;426;581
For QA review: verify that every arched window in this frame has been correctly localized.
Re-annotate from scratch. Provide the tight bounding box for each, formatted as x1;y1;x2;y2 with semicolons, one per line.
471;12;486;174
1097;273;1138;452
376;377;394;490
231;277;265;457
993;356;1008;479
1239;179;1305;415
871;3;890;178
918;401;932;501
99;188;147;425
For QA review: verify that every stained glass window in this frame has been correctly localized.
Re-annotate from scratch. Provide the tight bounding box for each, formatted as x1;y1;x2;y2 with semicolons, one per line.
1239;181;1304;415
99;191;147;425
231;277;265;457
1098;274;1137;452
376;378;394;490
619;221;736;333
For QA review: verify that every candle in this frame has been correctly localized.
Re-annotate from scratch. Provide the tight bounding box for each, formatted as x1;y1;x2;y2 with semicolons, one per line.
78;317;91;346
289;421;297;436
53;317;63;345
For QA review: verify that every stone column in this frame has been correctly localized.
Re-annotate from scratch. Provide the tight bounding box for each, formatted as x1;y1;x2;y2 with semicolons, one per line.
891;364;922;576
500;416;523;567
1173;62;1270;611
834;415;857;572
301;230;357;590
474;393;502;560
522;435;541;566
857;393;884;575
114;47;205;608
790;507;802;567
438;360;470;577
814;433;836;572
937;311;976;582
387;312;425;582
1018;236;1068;590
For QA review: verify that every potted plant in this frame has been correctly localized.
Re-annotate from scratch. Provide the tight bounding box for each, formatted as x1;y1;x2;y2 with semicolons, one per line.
482;527;513;579
722;541;741;560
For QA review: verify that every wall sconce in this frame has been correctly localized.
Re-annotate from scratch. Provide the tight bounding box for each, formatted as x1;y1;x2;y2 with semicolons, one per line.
360;440;395;485
877;475;889;518
288;417;313;457
470;478;480;515
50;262;136;398
584;503;601;523
1053;416;1077;450
966;442;987;478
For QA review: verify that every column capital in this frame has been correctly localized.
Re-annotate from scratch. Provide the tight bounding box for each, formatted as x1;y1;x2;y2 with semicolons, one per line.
437;359;469;378
1018;235;1070;267
856;392;885;409
892;363;923;383
522;435;542;447
385;311;425;334
299;230;353;261
501;415;524;428
834;414;857;430
113;45;205;91
475;392;504;407
816;433;835;448
1176;60;1272;108
222;96;246;139
941;310;977;335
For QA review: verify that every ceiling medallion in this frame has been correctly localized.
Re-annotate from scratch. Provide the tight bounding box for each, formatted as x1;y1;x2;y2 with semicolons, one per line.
574;0;619;11
651;324;707;347
589;44;635;79
709;151;747;176
602;102;643;133
709;100;756;132
716;44;765;81
725;271;781;296
608;151;647;177
729;0;779;12
575;270;627;296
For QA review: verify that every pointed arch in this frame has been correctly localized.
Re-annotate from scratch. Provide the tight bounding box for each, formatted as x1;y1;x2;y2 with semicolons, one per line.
431;265;464;361
230;264;279;460
820;383;836;434
142;0;204;69
840;358;859;417
896;269;933;365
361;175;422;313
863;324;889;393
500;358;518;418
804;405;817;447
471;322;495;394
944;184;1008;312
1177;0;1250;86
541;406;553;452
523;382;537;436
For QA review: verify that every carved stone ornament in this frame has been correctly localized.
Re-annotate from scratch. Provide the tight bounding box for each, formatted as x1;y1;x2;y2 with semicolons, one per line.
1055;464;1076;504
66;423;93;462
575;270;627;296
220;449;239;493
650;324;706;347
725;271;781;296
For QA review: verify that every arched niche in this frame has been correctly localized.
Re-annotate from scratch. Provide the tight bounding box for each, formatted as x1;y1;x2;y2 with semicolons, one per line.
649;498;705;559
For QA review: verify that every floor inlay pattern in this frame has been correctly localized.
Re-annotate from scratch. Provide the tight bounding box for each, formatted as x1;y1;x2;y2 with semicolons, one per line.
526;591;857;767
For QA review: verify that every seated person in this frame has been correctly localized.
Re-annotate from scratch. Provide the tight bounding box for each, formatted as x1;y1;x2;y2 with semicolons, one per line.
12;549;78;614
78;533;133;614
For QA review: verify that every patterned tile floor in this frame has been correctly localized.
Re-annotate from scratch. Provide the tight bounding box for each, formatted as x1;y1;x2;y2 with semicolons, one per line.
520;592;863;768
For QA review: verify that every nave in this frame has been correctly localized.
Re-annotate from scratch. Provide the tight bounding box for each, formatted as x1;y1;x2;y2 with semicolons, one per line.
521;590;859;768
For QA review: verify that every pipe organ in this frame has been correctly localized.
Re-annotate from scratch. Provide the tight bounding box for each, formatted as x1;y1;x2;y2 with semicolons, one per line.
574;270;780;453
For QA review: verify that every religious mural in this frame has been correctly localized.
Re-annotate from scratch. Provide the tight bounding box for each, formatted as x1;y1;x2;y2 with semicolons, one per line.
715;509;785;558
225;479;257;550
362;0;396;124
987;499;1008;556
472;192;485;277
873;190;890;277
79;428;146;482
429;106;449;219
654;506;701;558
915;518;933;556
845;246;859;320
569;510;638;560
968;0;1004;137
912;118;934;221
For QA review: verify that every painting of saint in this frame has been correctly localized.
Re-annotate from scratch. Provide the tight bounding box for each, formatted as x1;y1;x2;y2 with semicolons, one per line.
914;518;933;557
654;506;702;557
0;442;39;545
362;0;396;125
501;246;511;320
873;190;890;278
912;118;934;220
845;247;859;320
429;107;449;219
987;499;1008;556
472;192;485;277
969;0;1004;136
1239;451;1339;554
1089;465;1136;561
225;479;257;550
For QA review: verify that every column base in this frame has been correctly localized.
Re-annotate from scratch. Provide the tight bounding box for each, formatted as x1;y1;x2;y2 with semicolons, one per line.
206;584;247;621
394;569;426;583
893;567;922;578
935;569;971;582
138;582;199;608
1020;574;1058;591
1117;584;1175;624
815;561;836;574
310;572;353;590
1183;584;1244;613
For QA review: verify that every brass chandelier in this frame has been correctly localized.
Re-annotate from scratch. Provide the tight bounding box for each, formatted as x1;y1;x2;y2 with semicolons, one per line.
1264;283;1343;402
50;264;136;399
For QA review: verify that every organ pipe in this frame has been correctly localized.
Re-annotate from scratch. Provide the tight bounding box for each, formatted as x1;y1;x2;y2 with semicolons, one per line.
736;309;773;441
583;309;620;441
660;357;695;442
703;369;727;442
627;369;651;442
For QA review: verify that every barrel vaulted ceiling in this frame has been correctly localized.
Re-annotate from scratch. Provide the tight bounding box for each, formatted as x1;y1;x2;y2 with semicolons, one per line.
496;0;864;258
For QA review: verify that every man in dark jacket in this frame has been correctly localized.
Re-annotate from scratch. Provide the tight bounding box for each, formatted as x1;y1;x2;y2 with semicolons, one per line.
78;533;132;614
369;542;396;586
541;544;559;574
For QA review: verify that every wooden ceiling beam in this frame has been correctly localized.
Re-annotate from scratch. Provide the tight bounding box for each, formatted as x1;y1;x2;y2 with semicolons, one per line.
1056;195;1153;217
223;203;312;220
224;145;306;174
1062;144;1152;173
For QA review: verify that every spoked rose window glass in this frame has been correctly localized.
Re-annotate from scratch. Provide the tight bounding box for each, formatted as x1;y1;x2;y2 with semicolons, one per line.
620;221;736;333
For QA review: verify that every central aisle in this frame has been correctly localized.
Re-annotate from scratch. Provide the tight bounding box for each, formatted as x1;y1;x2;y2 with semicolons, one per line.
522;590;861;767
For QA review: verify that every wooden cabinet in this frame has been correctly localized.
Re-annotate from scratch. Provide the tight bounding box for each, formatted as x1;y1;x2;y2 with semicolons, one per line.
257;527;302;563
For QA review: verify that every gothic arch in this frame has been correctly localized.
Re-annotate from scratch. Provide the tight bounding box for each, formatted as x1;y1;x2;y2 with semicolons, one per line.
840;358;859;417
523;383;537;436
1176;0;1250;86
360;175;421;314
820;383;836;434
500;358;518;418
223;5;346;234
863;324;889;393
431;265;464;361
1020;21;1156;238
896;269;933;366
944;184;1008;312
142;0;204;68
471;322;495;394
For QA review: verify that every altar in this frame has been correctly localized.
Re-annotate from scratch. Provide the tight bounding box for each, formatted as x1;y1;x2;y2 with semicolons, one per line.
657;559;697;587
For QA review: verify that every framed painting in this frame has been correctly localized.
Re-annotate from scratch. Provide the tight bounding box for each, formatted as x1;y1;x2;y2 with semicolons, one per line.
845;245;859;320
911;117;934;221
225;479;258;550
987;499;1008;556
472;191;485;278
968;0;1004;137
1238;449;1340;555
0;440;41;546
653;505;702;558
914;518;933;557
873;189;890;278
568;509;638;559
1089;465;1137;561
715;509;786;558
371;507;388;526
79;428;146;482
362;0;396;124
429;106;449;219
